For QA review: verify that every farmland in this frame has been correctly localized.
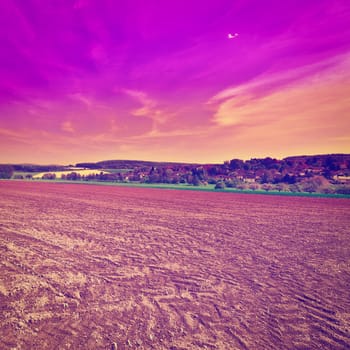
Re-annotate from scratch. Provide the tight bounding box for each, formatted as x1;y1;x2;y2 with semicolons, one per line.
0;181;350;349
32;169;111;179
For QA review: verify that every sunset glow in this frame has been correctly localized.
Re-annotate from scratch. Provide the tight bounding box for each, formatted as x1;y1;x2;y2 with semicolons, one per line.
1;0;349;164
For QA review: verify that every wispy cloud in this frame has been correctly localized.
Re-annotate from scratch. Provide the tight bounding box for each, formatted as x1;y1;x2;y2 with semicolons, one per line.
129;125;212;140
0;127;26;140
209;53;350;127
210;53;350;103
68;93;93;108
122;89;172;133
61;121;75;133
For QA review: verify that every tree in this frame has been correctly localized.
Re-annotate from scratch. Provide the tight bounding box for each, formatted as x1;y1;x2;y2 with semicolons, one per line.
66;172;80;180
281;174;296;184
215;181;225;190
148;173;160;183
275;183;288;192
324;156;340;171
260;170;274;184
229;159;244;170
301;180;318;193
300;176;330;193
224;179;235;188
236;183;248;190
191;175;201;186
262;183;273;191
42;173;56;180
261;157;279;170
249;183;259;191
0;165;14;179
171;176;180;184
336;186;350;195
289;183;301;192
207;166;220;176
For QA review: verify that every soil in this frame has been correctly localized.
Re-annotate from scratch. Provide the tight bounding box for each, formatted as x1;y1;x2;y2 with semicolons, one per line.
0;181;350;349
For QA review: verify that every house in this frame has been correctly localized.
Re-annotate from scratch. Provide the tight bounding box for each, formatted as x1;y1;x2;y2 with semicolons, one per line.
333;175;350;184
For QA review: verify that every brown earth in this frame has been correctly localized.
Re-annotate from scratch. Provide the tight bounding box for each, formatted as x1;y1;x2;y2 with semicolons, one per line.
0;181;350;349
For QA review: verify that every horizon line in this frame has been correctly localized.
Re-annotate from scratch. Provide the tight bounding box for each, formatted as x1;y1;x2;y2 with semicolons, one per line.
1;152;349;166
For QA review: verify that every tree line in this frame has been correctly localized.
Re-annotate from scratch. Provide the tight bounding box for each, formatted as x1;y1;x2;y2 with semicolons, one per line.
1;154;349;194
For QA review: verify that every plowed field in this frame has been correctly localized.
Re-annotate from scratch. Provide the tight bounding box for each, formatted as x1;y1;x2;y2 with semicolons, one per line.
1;181;350;349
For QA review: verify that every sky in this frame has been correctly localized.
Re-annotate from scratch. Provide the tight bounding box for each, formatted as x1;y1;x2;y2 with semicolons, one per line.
0;0;350;164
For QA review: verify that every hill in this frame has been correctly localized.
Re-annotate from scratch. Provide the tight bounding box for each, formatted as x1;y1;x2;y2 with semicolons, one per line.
76;159;203;170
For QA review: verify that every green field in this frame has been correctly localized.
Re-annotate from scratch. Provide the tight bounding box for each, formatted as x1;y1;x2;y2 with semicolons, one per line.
10;178;350;199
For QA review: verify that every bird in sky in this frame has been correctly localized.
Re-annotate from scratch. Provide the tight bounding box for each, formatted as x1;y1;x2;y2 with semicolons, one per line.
228;33;239;39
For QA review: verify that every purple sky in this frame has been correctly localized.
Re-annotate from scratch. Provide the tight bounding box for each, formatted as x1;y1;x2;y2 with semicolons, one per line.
0;0;349;164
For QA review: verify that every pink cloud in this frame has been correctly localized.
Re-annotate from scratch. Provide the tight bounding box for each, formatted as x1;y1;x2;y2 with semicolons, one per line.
122;89;173;134
209;53;350;128
61;121;75;133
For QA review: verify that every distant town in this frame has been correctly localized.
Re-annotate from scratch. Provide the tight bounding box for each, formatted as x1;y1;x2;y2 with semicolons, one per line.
1;154;350;195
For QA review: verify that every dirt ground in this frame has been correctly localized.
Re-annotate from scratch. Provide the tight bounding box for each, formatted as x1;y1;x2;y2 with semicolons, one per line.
0;181;350;349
